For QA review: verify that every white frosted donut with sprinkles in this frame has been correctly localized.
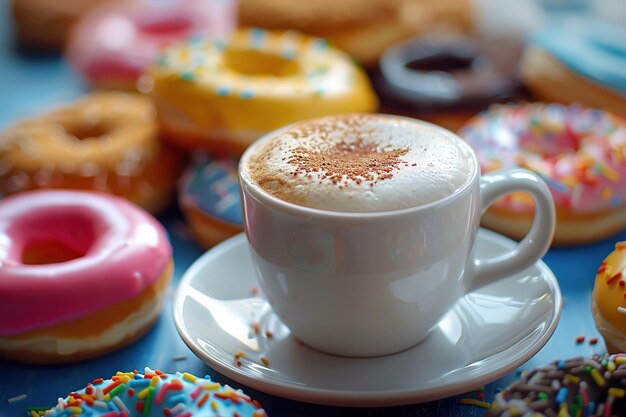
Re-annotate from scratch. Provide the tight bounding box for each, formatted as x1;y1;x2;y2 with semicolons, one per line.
147;28;378;155
459;102;626;245
32;368;268;417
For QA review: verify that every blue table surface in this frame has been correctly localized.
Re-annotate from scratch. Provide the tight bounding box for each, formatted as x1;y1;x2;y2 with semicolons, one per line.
1;3;625;417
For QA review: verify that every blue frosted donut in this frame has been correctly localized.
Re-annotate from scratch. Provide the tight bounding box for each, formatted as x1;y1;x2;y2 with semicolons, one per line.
521;18;626;114
179;154;243;249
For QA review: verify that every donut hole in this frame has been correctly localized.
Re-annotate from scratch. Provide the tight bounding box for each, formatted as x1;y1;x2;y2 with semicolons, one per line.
405;53;476;73
224;50;300;77
22;240;88;265
136;14;193;35
62;120;113;141
19;213;97;265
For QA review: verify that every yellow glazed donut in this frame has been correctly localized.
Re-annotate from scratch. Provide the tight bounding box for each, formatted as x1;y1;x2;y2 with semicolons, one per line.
593;242;626;353
148;28;378;155
0;92;183;213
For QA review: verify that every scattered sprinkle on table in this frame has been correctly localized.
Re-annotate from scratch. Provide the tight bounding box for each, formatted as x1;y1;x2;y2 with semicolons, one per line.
7;394;27;403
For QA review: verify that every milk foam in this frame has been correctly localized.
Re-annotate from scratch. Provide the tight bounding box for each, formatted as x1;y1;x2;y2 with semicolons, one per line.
243;114;476;212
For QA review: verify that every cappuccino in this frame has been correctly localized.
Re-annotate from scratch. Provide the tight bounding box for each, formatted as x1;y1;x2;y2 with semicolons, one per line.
241;114;476;212
239;113;555;356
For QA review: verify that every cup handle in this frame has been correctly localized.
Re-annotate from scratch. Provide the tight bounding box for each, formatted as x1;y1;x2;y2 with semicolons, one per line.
467;168;556;292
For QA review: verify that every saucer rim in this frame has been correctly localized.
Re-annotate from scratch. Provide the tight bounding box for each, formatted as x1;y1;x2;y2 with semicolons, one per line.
173;229;562;406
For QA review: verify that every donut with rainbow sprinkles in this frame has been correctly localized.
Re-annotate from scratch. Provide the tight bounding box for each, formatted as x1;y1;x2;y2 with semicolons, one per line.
459;102;626;245
31;368;268;417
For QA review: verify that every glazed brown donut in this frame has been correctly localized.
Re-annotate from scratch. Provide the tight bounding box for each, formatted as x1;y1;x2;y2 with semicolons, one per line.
11;0;115;52
0;92;184;213
237;0;474;67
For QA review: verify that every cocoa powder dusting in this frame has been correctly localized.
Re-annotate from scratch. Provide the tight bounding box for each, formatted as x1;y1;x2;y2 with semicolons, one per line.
288;138;409;186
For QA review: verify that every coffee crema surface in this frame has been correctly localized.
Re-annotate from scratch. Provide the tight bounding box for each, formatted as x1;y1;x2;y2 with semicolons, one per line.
243;114;476;212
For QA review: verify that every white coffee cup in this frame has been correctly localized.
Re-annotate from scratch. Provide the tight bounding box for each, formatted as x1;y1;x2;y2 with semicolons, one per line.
239;115;555;357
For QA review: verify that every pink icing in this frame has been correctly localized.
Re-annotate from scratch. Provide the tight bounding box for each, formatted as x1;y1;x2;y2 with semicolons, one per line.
0;190;172;336
460;103;626;213
66;0;236;89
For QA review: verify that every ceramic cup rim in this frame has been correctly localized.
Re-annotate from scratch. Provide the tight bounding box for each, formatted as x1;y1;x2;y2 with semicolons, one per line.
238;114;480;220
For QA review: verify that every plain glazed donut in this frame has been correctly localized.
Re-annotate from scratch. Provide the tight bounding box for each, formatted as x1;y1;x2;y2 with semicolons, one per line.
520;19;626;116
459;102;626;245
10;0;115;52
487;353;626;416
0;92;183;214
38;368;268;417
0;190;173;364
179;154;243;249
148;28;378;155
66;0;236;90
593;241;626;353
376;34;523;132
237;0;474;67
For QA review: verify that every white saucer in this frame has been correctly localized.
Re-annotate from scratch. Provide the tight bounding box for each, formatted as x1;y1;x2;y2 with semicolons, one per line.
173;229;561;407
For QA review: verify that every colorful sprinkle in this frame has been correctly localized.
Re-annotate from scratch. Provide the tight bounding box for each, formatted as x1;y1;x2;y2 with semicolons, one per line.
459;398;491;408
240;90;254;100
249;28;267;49
607;271;622;284
7;394;26;404
180;72;194;81
216;86;231;96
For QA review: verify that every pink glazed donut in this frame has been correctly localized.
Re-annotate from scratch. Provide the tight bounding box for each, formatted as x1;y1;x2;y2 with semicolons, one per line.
66;0;236;90
0;190;173;364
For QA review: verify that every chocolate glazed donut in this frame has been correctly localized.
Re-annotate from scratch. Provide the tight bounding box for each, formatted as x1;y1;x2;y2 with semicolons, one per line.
374;36;524;130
